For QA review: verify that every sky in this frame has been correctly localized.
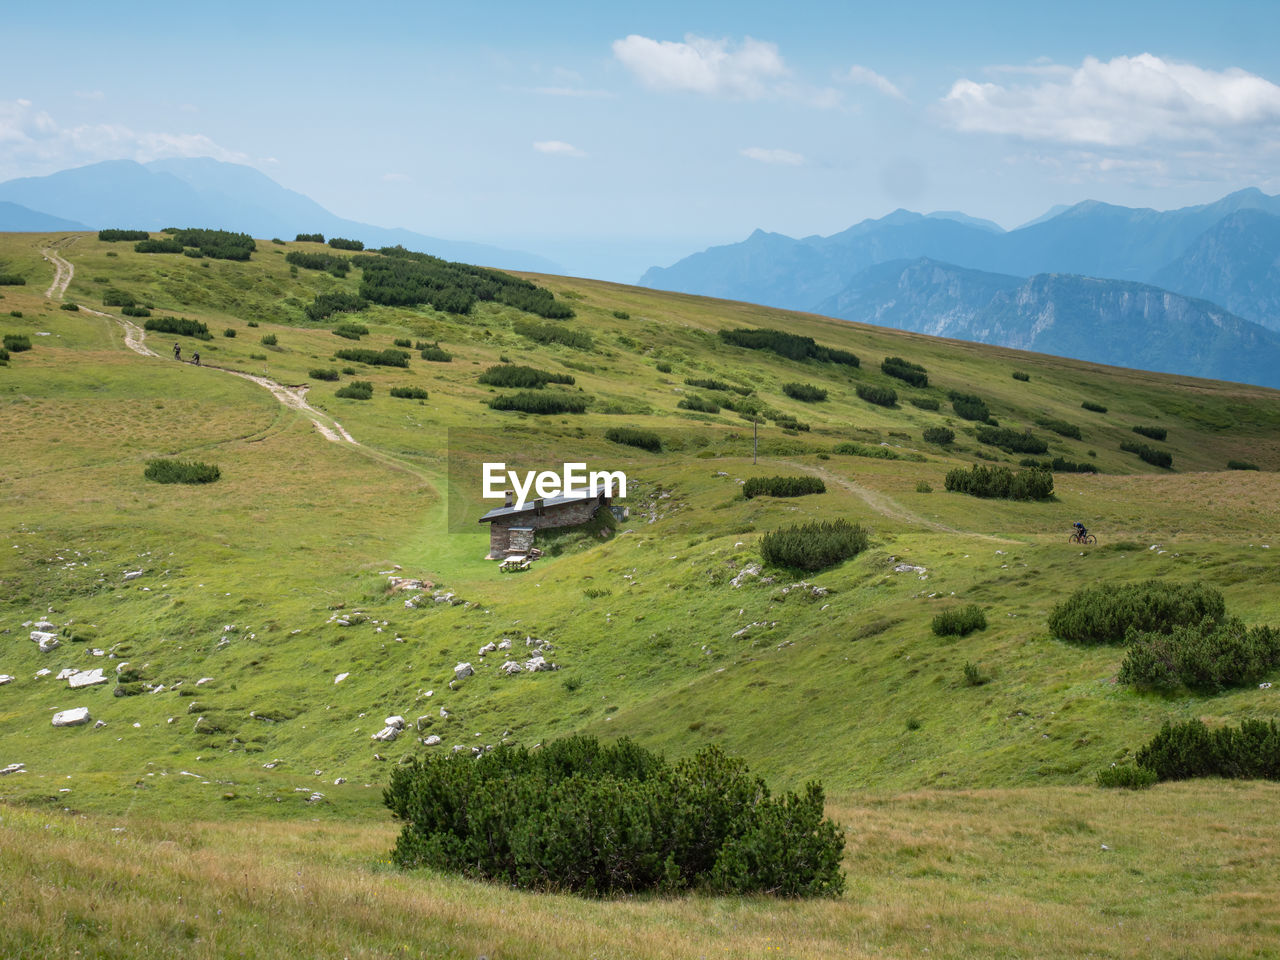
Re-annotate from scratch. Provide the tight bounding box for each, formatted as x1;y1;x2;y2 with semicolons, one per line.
3;0;1280;280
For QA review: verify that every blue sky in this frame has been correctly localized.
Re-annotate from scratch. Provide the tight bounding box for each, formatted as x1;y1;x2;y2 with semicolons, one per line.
3;0;1280;279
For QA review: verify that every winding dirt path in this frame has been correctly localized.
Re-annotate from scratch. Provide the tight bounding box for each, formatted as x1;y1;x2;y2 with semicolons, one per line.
42;237;77;299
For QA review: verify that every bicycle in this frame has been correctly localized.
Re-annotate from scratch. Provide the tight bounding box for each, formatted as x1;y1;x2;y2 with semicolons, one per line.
1069;532;1097;545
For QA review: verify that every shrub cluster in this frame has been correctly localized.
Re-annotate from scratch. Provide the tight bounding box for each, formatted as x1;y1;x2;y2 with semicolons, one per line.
1119;617;1280;692
1120;440;1172;468
922;426;954;445
103;289;136;307
855;383;897;407
976;426;1048;455
305;291;367;321
328;237;364;251
143;458;220;484
782;382;828;403
286;250;349;276
478;364;575;389
718;328;859;366
98;229;150;242
0;347;8;362
909;396;940;411
1228;459;1259;470
1012;370;1030;382
831;442;901;461
134;238;184;254
1134;719;1280;782
121;305;151;317
1050;456;1098;474
944;464;1054;501
1096;764;1158;789
295;233;325;243
419;343;453;362
309;367;340;381
144;316;211;340
384;736;845;897
950;391;990;421
336;380;373;400
334;347;409;368
488;391;589;414
167;228;256;260
1132;425;1168;441
1046;580;1225;645
774;416;810;432
1081;400;1108;413
0;273;27;285
1035;418;1082;440
3;334;32;353
684;377;751;394
677;395;720;414
513;318;592;349
743;476;826;499
932;604;987;637
881;356;927;387
605;427;662;452
332;322;369;340
761;519;868;572
390;386;429;400
260;333;278;346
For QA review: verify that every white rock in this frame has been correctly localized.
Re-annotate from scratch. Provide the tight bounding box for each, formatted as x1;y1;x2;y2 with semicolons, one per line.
497;639;512;650
35;668;51;677
37;636;60;653
67;668;107;689
123;570;143;581
52;707;91;727
454;662;473;680
196;677;213;686
371;725;400;742
94;720;107;729
334;777;347;785
30;630;57;644
334;673;349;684
500;660;523;675
34;620;55;631
422;734;442;746
384;715;405;729
56;668;77;681
91;649;104;657
1;763;25;775
478;641;497;655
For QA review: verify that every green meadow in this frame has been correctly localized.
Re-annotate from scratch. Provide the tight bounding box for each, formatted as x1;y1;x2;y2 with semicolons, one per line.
1;231;1278;958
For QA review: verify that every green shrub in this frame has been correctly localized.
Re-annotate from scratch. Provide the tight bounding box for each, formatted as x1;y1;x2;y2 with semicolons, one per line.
143;458;220;484
922;426;954;445
418;343;453;362
932;604;987;637
60;302;80;311
166;229;257;260
8;311;21;318
295;233;324;243
743;476;826;499
513;318;592;349
1047;580;1225;645
915;480;932;493
976;426;1048;455
479;364;575;389
855;383;897;407
944;464;1053;501
1096;764;1158;789
773;416;810;432
271;238;285;245
677;395;720;413
331;322;368;340
0;347;9;362
605;427;662;452
1134;719;1280;782
223;328;236;338
1012;371;1030;382
1228;459;1259;470
761;519;868;572
962;661;988;685
1035;418;1082;440
1132;425;1167;441
390;386;429;400
144;316;211;339
286;250;349;276
950;392;990;421
306;292;368;322
684;377;750;394
120;305;151;317
612;310;630;319
260;333;278;346
1119;617;1280;691
102;289;136;307
718;328;859;367
656;361;673;373
782;382;827;403
909;397;940;411
1120;440;1172;468
3;334;32;353
384;736;845;897
334;348;409;368
248;321;258;327
1082;401;1108;413
488;391;589;414
328;237;364;251
134;238;184;254
0;274;26;285
309;368;339;381
336;380;373;400
831;442;901;460
881;356;927;387
98;229;150;242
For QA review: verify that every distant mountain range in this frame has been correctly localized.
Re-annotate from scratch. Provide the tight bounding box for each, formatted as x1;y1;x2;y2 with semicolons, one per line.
0;158;559;273
641;188;1280;388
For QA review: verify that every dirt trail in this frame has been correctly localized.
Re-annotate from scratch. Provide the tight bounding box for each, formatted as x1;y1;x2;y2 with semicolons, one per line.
42;237;77;299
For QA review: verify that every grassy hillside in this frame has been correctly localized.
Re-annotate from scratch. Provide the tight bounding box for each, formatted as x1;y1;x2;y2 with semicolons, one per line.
2;230;1278;957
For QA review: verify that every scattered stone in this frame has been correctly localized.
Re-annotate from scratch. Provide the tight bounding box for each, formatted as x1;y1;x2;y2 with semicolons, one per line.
384;715;405;729
387;577;424;592
500;660;523;675
0;675;13;686
478;641;497;656
263;760;283;769
123;570;143;581
52;707;91;727
371;725;400;742
334;777;347;785
35;668;50;677
1261;682;1273;690
422;734;442;746
305;793;325;803
730;564;761;588
91;649;104;657
1;763;25;775
454;662;474;680
524;656;558;673
34;620;55;631
56;668;77;680
497;639;512;650
334;672;349;685
67;668;107;689
94;720;107;729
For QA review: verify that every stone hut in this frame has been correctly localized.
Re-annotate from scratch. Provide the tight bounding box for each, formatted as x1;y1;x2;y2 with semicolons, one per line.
479;486;622;559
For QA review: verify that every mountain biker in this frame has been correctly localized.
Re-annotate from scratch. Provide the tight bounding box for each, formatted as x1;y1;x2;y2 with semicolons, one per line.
1073;521;1088;540
191;351;200;367
173;343;181;361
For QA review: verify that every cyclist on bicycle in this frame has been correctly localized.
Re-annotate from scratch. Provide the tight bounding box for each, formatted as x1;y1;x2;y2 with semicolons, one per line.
1073;521;1088;540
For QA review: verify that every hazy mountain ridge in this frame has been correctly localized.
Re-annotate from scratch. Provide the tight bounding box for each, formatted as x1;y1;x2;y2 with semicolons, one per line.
0;158;559;273
0;200;88;232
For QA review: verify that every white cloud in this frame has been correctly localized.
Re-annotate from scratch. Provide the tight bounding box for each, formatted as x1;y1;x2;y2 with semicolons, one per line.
533;140;585;157
845;65;906;101
612;33;788;99
0;98;246;179
942;54;1280;148
740;146;804;166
